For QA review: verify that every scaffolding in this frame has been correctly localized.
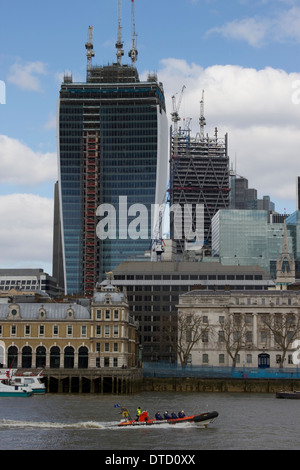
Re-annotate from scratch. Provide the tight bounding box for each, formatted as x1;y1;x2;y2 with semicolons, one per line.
83;131;100;297
169;128;230;254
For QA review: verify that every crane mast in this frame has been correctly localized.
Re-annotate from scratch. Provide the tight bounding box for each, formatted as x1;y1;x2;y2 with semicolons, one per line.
199;89;206;141
115;0;124;65
171;85;186;135
85;25;95;79
129;0;138;67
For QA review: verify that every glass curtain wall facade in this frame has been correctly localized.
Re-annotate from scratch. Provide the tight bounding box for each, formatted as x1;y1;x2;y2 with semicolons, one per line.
57;66;168;295
212;210;295;277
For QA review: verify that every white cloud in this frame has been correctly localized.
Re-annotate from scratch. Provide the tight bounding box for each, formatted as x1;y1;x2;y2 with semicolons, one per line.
208;17;268;47
0;194;54;272
7;61;47;91
0;135;57;187
156;59;300;212
206;6;300;47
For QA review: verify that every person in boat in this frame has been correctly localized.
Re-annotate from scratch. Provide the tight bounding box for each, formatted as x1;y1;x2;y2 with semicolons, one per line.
121;408;129;420
178;410;185;418
155;411;163;420
163;411;171;420
171;412;178;419
136;407;142;421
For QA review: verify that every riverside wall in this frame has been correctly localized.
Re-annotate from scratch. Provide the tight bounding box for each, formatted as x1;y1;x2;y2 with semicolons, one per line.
142;377;300;393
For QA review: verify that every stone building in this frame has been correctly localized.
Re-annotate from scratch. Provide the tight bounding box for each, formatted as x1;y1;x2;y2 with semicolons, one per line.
177;289;300;369
0;284;139;370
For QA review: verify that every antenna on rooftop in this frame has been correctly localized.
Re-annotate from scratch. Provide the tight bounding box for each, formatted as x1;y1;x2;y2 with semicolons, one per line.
116;0;124;65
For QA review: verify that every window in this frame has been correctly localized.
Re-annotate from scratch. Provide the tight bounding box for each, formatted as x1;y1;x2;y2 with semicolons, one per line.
246;331;253;343
67;325;73;336
96;325;101;336
113;325;119;337
218;330;225;342
114;309;119;320
260;331;267;343
104;357;110;367
105;310;110;320
113;343;118;352
105;325;110;337
105;343;109;352
96;309;101;319
53;325;59;335
39;325;45;336
25;325;30;336
219;354;225;364
113;358;118;367
81;325;87;337
246;354;252;364
202;331;208;342
202;353;208;363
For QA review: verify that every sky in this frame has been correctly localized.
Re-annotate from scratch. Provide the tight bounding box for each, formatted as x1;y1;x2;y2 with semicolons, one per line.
1;0;300;275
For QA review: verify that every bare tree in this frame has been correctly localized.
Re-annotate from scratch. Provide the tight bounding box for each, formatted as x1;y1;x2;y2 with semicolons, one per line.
161;311;211;366
263;312;300;368
220;314;248;368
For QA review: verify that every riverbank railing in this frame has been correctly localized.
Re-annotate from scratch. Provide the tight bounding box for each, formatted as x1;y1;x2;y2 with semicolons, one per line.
142;362;300;379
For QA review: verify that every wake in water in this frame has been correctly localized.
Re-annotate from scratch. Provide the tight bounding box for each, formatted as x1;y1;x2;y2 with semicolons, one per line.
0;419;112;429
0;419;197;431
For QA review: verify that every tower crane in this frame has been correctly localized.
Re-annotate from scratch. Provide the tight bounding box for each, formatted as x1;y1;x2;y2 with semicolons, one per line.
128;0;138;67
171;85;186;135
115;0;124;65
85;26;95;79
199;90;206;141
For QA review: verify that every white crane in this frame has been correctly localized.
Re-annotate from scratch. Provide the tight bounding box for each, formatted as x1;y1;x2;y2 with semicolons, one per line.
115;0;124;65
199;90;206;141
85;25;95;78
129;0;138;66
171;85;186;135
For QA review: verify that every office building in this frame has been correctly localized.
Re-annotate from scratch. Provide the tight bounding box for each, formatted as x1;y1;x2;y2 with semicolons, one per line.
211;210;295;277
178;289;300;368
100;261;275;362
229;171;275;211
55;13;168;295
169;94;230;254
0;269;63;298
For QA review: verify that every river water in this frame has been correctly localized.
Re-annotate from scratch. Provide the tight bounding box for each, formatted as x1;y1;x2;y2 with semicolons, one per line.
0;391;299;451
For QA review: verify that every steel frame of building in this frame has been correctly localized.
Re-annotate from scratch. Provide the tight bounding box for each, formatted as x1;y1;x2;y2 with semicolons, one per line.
169;128;230;253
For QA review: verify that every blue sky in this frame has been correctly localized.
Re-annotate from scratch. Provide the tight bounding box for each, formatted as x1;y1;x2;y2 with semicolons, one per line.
1;0;300;273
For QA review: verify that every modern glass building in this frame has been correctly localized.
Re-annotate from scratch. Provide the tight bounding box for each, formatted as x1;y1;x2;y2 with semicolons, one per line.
212;210;295;277
56;54;168;295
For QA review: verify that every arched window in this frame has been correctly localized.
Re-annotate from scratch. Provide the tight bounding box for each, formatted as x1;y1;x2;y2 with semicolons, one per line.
64;346;74;368
22;346;32;368
78;346;89;369
36;346;46;368
8;346;18;368
50;346;60;368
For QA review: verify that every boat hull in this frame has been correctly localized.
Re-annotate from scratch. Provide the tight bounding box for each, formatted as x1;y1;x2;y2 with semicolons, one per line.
276;391;300;399
118;411;218;427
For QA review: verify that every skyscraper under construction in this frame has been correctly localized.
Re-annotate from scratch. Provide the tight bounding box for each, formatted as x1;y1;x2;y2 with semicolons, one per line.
54;2;168;295
169;91;230;254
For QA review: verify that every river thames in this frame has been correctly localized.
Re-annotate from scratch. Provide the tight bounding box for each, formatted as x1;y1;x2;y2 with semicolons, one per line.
0;391;299;451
